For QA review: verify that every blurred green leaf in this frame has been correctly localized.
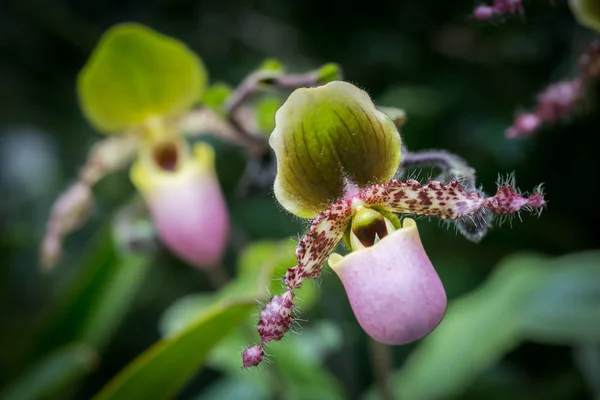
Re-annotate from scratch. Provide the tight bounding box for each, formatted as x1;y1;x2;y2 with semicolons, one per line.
257;58;285;73
193;378;268;400
573;345;600;398
34;224;152;355
93;299;255;400
519;251;600;344
206;321;345;400
78;23;207;133
159;240;317;338
158;294;214;338
376;253;550;400
0;343;98;400
254;95;283;133
223;240;317;310
317;63;343;83
202;83;233;112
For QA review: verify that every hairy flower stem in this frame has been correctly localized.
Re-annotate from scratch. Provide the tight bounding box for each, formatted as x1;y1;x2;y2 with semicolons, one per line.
224;67;337;155
399;149;493;240
400;149;476;190
40;135;139;269
368;338;395;400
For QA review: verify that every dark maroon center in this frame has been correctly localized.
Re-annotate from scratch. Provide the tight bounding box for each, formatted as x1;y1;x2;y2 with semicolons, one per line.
152;141;179;171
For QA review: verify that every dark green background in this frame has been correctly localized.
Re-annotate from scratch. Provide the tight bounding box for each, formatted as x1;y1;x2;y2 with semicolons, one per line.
1;0;599;398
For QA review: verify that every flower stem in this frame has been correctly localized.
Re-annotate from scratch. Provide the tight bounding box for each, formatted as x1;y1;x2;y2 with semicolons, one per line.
368;338;395;400
400;148;476;190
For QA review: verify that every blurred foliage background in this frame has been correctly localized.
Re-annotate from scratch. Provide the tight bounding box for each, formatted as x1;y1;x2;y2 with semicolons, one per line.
1;0;600;399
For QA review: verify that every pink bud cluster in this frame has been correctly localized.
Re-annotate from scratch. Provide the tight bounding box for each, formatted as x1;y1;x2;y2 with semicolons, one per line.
507;39;600;139
506;79;583;138
242;290;295;367
473;0;523;21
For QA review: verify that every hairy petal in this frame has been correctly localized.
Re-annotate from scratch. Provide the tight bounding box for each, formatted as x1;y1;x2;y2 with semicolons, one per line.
242;199;353;367
40;134;138;270
361;179;545;219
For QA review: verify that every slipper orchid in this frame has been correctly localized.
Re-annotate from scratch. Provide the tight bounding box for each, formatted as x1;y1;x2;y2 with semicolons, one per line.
242;81;546;367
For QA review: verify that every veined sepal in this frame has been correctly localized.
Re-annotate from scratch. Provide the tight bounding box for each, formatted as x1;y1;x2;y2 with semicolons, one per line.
269;81;402;218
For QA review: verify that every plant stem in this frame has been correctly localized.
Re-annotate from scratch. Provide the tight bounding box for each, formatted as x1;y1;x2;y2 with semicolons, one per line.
368;338;395;400
223;68;327;155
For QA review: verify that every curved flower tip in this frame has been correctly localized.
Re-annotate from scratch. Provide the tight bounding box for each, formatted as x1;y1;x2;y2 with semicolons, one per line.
329;218;446;344
269;81;402;218
242;345;264;368
131;140;228;268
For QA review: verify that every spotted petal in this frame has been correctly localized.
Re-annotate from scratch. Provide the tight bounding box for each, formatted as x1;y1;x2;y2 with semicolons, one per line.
360;179;545;220
242;198;353;367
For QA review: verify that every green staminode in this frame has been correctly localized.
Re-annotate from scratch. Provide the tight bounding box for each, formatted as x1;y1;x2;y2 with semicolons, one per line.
269;81;402;218
78;23;207;133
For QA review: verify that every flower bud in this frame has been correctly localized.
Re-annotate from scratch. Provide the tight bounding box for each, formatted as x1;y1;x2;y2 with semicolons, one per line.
130;139;228;268
329;218;446;344
269;81;402;218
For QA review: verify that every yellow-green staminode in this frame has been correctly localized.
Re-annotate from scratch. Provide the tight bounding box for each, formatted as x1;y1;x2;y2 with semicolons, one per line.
570;0;600;33
269;81;402;218
78;23;207;133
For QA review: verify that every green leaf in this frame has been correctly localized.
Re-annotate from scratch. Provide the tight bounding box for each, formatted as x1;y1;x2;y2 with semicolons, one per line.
206;322;345;400
519;251;600;344
254;95;283;134
380;253;550;400
317;63;342;83
0;343;98;400
193;378;268;400
158;293;214;338
218;239;316;309
158;240;317;338
201;83;233;113
78;23;207;133
257;58;285;73
33;222;152;355
93;299;255;400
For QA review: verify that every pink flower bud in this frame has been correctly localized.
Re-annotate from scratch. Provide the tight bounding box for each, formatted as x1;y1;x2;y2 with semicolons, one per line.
130;140;228;268
474;5;495;20
242;345;264;368
506;113;542;138
328;218;446;345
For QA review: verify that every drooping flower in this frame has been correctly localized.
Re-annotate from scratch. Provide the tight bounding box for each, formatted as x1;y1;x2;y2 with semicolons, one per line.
242;81;546;367
130;139;228;268
41;23;228;269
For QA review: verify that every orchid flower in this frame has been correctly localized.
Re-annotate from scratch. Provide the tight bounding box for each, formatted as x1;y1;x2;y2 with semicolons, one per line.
40;23;229;269
242;81;546;367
